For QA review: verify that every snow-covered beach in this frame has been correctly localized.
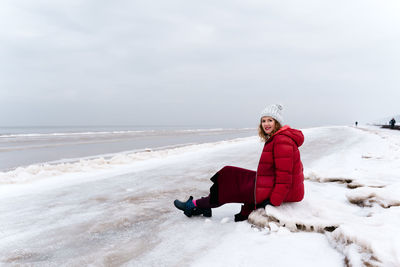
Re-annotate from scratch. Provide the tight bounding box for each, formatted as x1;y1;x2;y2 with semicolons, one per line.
1;125;399;266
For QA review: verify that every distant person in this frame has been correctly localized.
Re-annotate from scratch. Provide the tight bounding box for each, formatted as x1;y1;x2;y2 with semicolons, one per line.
355;121;358;127
390;118;396;129
174;104;305;222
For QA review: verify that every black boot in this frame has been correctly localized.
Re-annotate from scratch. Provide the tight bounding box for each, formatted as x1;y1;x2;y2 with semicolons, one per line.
234;212;248;222
174;196;212;217
234;203;254;222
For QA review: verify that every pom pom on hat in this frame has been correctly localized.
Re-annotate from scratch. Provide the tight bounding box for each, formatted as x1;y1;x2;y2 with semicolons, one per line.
260;104;284;125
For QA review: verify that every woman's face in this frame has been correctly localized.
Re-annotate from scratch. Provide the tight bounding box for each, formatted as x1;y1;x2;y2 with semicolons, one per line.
261;116;276;135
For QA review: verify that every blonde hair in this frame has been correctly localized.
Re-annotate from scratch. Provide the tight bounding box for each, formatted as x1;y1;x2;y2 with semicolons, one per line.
258;119;282;142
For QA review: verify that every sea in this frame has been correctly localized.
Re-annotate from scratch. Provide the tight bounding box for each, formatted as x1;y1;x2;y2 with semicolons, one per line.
0;125;256;172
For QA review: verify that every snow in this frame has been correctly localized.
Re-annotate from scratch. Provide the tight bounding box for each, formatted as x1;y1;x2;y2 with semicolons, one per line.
1;125;400;266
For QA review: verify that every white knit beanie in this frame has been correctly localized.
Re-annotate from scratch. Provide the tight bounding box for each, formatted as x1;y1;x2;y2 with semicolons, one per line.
260;104;284;125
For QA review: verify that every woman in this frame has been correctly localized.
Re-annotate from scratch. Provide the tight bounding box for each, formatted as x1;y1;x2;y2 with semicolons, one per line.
174;104;305;221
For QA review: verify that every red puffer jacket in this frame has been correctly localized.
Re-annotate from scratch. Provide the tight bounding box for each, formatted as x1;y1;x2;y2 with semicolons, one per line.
255;126;305;206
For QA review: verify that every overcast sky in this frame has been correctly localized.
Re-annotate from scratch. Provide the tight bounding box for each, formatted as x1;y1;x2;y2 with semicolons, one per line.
1;0;400;128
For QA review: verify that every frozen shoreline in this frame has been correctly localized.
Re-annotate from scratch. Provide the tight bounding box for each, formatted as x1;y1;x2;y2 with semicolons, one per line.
0;136;257;189
1;125;399;266
0;127;255;172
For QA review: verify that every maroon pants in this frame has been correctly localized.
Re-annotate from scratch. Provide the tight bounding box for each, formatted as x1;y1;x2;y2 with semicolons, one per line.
195;166;256;215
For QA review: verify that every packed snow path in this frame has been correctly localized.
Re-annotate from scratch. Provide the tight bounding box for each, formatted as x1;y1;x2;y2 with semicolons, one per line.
0;126;399;266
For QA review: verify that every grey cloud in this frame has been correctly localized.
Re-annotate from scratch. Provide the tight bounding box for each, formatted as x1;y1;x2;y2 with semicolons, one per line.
1;0;400;127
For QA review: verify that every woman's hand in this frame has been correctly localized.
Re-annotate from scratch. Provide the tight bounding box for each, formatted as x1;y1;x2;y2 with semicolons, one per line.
256;199;272;208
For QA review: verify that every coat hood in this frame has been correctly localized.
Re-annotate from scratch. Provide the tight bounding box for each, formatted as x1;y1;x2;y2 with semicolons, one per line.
271;125;304;147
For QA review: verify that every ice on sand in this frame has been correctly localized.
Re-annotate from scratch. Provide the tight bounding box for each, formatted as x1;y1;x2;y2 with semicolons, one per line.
1;126;399;266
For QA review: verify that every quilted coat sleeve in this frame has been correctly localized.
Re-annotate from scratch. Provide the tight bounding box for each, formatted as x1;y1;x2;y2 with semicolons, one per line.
270;136;294;206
